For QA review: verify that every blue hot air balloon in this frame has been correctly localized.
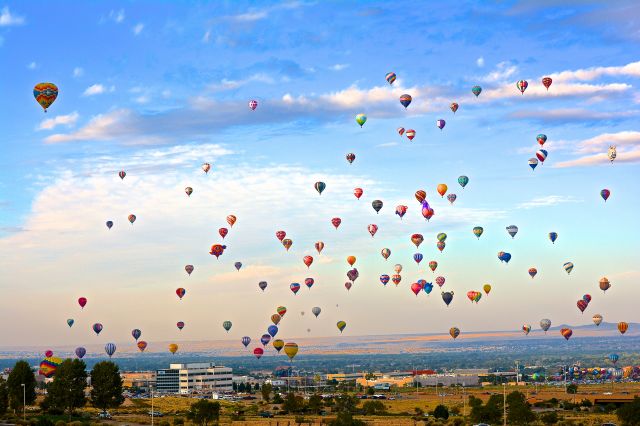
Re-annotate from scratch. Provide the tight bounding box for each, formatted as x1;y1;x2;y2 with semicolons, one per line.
106;221;113;230
458;175;469;188
380;274;390;286
241;336;251;347
268;325;278;338
105;343;116;358
549;232;558;244
423;282;433;295
67;319;74;328
413;253;423;264
609;353;619;364
260;334;272;347
442;291;454;306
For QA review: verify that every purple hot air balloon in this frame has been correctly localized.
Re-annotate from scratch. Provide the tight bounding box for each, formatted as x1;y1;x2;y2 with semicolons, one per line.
92;323;103;335
304;277;314;289
241;336;251;348
75;347;86;359
347;268;359;282
260;334;272;347
447;194;457;204
258;281;268;291
104;343;116;358
601;189;610;202
436;119;446;130
131;329;141;341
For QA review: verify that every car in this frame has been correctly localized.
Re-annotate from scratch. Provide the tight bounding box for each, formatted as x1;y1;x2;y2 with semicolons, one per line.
97;411;112;420
259;411;274;418
148;411;164;417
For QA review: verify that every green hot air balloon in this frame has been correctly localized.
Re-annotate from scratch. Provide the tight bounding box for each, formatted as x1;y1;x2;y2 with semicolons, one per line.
472;86;482;97
458;175;469;188
437;233;447;242
222;321;232;332
355;114;367;127
473;226;484;239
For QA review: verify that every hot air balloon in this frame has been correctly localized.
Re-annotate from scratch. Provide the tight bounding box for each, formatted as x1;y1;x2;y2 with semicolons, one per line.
282;239;293;251
436;119;446;130
397;127;405;136
394;264;403;274
312;307;321;318
261;334;272;346
128;214;136;224
234;262;242;271
415;190;426;203
577;300;588;313
411;234;424;248
472;86;482;97
346;153;356;164
506;225;519;238
271;314;281;325
256;281;267;292
436;184;448;198
93;323;103;335
290;282;301;295
223;321;232;332
428;261;437;272
608;353;620;365
176;287;186;299
399;94;412;109
413;253;423;265
337;321;347;333
219;227;228;239
549;232;558;244
528;268;538;279
226;215;237;227
302;256;313;268
380;274;390;286
253;348;264;359
411;282;423;296
33;83;58;112
372;200;383;214
177;321;185;330
537;134;547;146
45;350;54;358
608;146;617;162
458;176;469;188
601;189;610;202
331;217;342;230
202;163;211;173
78;297;87;309
67;319;74;328
498;252;512;263
347;268;359;282
599;277;611;293
105;343;116;358
423;281;434;295
447;194;457;204
483;284;491;295
273;339;284;353
169;344;179;354
536;149;548;163
381;248;391;260
132;329;141;341
528;158;538;170
467;291;478;303
391;274;401;286
542;77;552;90
353;188;363;199
385;72;396;84
208;243;227;259
618;322;629;335
516;80;528;94
442;291;454;306
185;187;193;197
75;347;86;359
472;226;484;239
593;314;603;326
540;319;551;333
405;129;416;140
437;233;447;243
301;278;313;290
39;356;62;378
522;324;531;335
435;276;445;288
184;264;194;276
367;224;378;237
241;336;251;348
344;281;352;291
277;306;287;317
583;294;592;303
450;102;459;113
563;262;574;274
275;231;286;242
137;341;147;352
314;182;326;195
561;328;573;340
284;342;299;360
395;205;408;219
356;114;367;127
249;99;258;110
436;241;445;252
449;327;460;339
106;221;113;229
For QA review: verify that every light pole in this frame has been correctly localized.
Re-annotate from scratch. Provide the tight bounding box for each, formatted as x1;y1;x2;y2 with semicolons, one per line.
151;388;154;426
502;383;506;426
21;383;25;421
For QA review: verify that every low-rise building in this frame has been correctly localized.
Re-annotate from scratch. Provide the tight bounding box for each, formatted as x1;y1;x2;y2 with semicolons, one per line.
156;362;232;395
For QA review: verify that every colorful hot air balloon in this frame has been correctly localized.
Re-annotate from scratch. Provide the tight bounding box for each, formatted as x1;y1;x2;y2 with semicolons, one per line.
128;214;136;224
93;323;103;335
226;215;237;227
185;187;193;197
202;163;211;173
241;336;251;348
414;190;426;204
435;276;445;288
608;146;617;162
537;134;547;146
536;149;548;163
223;321;232;332
253;348;264;359
413;253;423;265
506;225;519;238
583;294;592;304
394;264;403;274
399;94;412;109
277;306;287;317
67;319;74;328
472;86;482;97
380;274;390;286
209;244;227;258
355;114;367;127
33;82;59;112
437;233;447;242
422;206;435;221
472;226;484;239
276;230;286;242
304;277;315;289
522;324;531;335
540;319;551;333
436;241;445;252
331;217;342;229
346;153;356;164
39;356;62;377
137;341;147;352
273;339;284;352
105;343;116;358
248;99;258;110
411;234;424;248
75;347;86;359
563;262;574;274
458;176;469;188
78;297;87;309
219;227;228;238
577;300;588;314
437;184;448;197
185;264;194;276
290;282;301;294
176;287;186;299
395;205;407;219
516;80;528;94
549;232;558;244
132;329;141;341
314;182;326;195
528;268;538;279
372;199;383;214
177;321;185;330
336;321;347;333
385;72;396;85
381;248;391;260
271;314;281;325
609;353;619;364
599;277;611;293
284;342;299;360
353;188;363;199
168;343;179;354
450;102;459;113
441;291;454;306
397;127;405;136
449;327;460;339
436;119;446;130
282;239;292;251
561;328;573;340
367;224;378;237
428;261;437;272
483;284;491;295
592;314;603;326
542;77;552;90
391;274;401;286
261;334;272;346
618;322;629;335
601;189;610;202
528;158;538;170
447;194;457;204
405;129;416;140
106;221;113;229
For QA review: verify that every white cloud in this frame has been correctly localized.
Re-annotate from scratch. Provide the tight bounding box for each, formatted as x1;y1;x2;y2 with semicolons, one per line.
553;131;640;168
376;142;398;148
133;23;144;35
73;67;84;78
330;64;349;71
202;29;211;43
574;131;640;154
37;112;79;131
27;62;36;70
230;11;268;22
45;110;138;144
507;108;639;123
517;195;582;209
480;61;517;83
549;60;640;83
481;82;631;101
82;84;114;96
208;73;275;91
0;6;25;26
476;57;485;68
108;9;125;23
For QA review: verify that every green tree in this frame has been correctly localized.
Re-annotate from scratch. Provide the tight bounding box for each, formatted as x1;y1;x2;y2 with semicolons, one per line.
617;396;640;426
261;383;272;402
433;404;449;419
366;387;374;396
362;400;386;415
307;394;323;414
42;359;87;415
506;391;535;425
282;392;305;413
7;360;37;410
186;400;220;426
0;377;8;415
238;382;246;392
329;394;362;426
540;411;559;425
470;394;503;424
89;361;124;412
566;384;578;395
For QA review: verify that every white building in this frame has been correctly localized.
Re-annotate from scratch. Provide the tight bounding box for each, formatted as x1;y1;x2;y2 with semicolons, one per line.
156;362;232;395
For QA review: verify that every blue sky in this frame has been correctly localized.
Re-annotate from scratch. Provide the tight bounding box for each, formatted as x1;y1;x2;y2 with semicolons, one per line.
1;1;639;350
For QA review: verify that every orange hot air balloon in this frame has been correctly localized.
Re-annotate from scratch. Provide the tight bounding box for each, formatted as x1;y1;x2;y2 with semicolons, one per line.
271;314;281;325
284;342;299;360
315;241;325;254
415;190;426;203
226;215;237;227
599;277;611;293
303;256;313;268
347;256;356;266
411;233;424;248
618;322;629;335
437;184;448;197
561;328;573;340
168;343;179;354
137;341;148;352
282;239;293;251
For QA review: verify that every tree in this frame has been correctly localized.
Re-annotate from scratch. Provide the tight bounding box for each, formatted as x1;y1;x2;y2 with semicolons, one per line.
333;393;359;414
261;383;272;402
238;382;246;392
470;394;503;424
433;404;449;420
282;392;305;414
540;411;559;425
366;387;374;396
566;384;578;395
187;400;220;426
90;361;124;412
0;377;8;415
7;360;37;410
617;396;640;426
307;394;323;414
362;400;386;415
506;391;535;425
42;359;87;415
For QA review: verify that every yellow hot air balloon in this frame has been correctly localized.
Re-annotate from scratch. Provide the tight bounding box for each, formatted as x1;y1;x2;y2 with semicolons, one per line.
283;342;299;360
347;256;356;266
272;339;285;353
483;284;492;295
168;343;179;354
337;320;347;333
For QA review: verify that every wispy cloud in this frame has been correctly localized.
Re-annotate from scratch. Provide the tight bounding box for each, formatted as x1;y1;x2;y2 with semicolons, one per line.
0;6;25;26
549;60;640;83
330;64;349;71
108;9;125;23
202;29;211;43
376;142;398;148
231;11;268;22
27;62;36;70
480;61;517;83
37;112;79;131
554;131;640;168
73;67;84;78
208;73;275;91
476;57;485;68
574;131;640;154
507;108;639;124
82;84;114;96
517;195;581;209
132;23;144;35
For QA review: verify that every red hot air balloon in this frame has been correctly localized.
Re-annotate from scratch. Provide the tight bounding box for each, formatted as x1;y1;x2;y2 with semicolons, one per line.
577;300;588;314
303;256;314;268
315;241;324;254
405;129;416;140
346;153;356;164
415;190;426;203
176;288;186;300
276;230;286;241
219;228;228;239
118;170;126;180
542;77;553;90
344;281;352;291
397;127;405;136
177;321;185;330
45;350;54;358
411;282;423;296
290;283;301;295
331;217;342;229
209;244;227;258
391;274;401;286
429;261;437;272
353;188;363;199
226;215;237;227
367;224;378;237
253;347;264;359
78;297;87;309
